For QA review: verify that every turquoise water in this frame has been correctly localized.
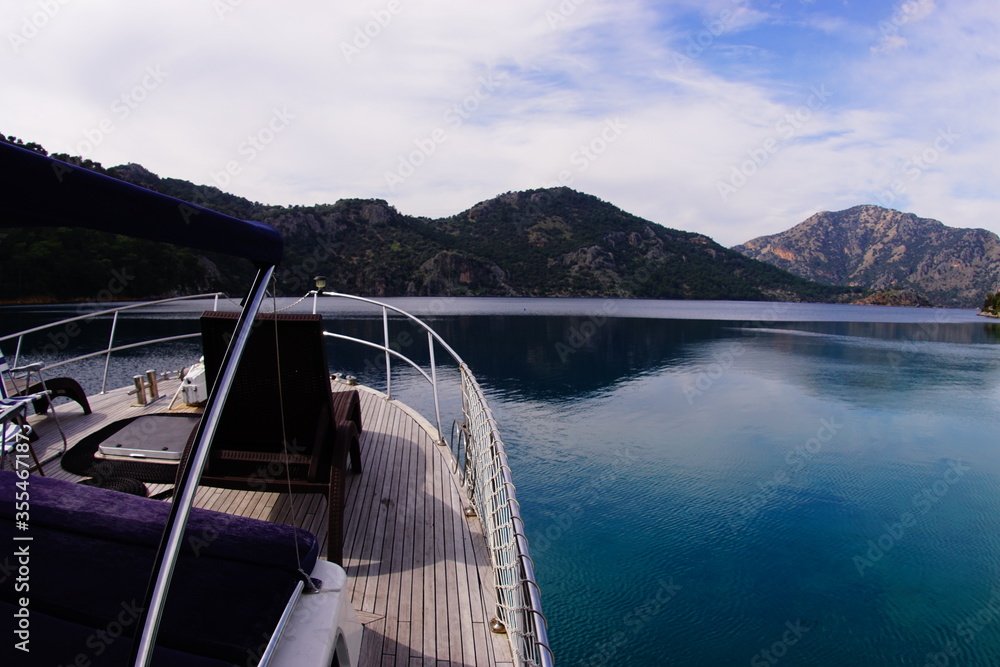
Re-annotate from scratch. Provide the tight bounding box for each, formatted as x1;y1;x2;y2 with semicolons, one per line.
3;298;1000;665
392;302;1000;666
508;328;1000;666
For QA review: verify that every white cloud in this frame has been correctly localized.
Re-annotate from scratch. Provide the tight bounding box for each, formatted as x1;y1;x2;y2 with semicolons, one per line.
2;0;999;252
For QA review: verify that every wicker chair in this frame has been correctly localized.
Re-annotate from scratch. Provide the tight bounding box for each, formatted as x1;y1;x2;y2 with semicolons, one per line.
191;311;362;564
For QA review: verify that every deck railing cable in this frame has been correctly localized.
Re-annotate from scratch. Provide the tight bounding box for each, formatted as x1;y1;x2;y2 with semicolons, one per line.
456;365;555;667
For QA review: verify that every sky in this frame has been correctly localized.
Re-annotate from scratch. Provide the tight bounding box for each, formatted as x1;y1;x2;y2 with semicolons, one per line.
3;0;998;247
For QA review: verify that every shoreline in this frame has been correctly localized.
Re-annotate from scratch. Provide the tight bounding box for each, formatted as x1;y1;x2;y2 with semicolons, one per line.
0;293;972;309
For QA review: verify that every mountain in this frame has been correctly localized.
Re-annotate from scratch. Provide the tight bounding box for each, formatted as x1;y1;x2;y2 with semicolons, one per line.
410;189;863;301
0;134;863;304
732;205;1000;307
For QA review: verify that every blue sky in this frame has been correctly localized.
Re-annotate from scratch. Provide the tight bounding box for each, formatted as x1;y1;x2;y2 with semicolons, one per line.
3;0;997;246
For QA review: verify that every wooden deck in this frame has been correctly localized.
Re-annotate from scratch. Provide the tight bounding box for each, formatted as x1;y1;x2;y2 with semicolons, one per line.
14;377;512;666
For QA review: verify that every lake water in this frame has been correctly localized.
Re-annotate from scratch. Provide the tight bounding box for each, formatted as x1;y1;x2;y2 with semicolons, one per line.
3;297;1000;665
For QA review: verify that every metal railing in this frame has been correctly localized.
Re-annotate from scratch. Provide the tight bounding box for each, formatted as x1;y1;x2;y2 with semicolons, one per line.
455;366;554;667
0;293;223;393
314;292;554;667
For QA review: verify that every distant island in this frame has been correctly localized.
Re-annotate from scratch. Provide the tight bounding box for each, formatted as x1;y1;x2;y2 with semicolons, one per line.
849;288;933;308
980;293;1000;318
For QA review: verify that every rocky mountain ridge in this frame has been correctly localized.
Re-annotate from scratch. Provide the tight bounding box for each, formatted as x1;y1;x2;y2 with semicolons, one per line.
733;205;1000;307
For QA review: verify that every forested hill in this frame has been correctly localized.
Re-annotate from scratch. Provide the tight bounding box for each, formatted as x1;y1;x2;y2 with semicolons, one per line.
411;189;858;301
0;135;861;303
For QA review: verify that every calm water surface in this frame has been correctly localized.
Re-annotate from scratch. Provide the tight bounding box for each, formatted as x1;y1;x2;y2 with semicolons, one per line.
3;298;999;665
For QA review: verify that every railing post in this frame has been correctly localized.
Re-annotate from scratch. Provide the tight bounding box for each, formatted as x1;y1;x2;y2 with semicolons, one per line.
100;311;120;394
382;306;391;398
428;331;444;444
13;335;23;370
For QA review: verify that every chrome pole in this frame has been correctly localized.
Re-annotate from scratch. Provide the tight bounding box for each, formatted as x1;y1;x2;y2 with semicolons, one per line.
13;335;23;369
101;311;120;394
131;266;274;667
429;331;443;444
382;306;391;398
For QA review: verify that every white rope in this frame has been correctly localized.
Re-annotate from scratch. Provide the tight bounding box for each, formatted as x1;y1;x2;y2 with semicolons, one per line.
268;293;310;313
267;282;313;590
221;292;310;314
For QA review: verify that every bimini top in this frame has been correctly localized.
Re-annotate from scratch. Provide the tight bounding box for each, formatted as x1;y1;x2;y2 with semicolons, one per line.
0;142;283;266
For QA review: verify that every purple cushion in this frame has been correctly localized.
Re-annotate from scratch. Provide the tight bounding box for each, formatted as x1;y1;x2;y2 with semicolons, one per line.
0;601;232;666
0;469;318;571
0;470;320;664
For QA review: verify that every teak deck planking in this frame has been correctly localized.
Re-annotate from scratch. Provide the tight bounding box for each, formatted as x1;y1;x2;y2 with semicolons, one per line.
16;378;513;666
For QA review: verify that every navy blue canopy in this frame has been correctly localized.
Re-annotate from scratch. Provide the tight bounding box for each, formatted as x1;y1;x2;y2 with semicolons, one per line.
1;142;282;266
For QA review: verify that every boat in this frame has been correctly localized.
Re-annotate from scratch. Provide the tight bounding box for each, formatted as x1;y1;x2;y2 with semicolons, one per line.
0;142;553;666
